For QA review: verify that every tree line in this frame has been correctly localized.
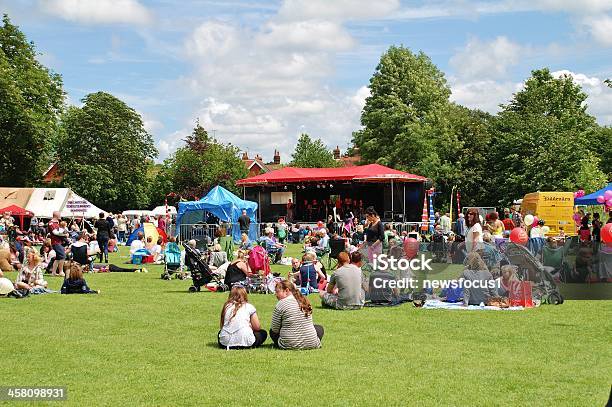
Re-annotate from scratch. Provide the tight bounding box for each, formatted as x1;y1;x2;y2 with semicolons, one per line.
1;16;610;212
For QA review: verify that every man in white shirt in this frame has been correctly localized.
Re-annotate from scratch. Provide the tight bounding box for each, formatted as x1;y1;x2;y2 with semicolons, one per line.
130;232;145;255
439;212;451;234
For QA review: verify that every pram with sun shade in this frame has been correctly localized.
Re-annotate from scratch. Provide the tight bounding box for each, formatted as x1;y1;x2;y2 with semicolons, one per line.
505;242;563;304
183;243;223;292
161;241;188;280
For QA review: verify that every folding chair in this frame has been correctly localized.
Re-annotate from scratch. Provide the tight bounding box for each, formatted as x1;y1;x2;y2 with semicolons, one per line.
328;238;347;269
218;235;235;261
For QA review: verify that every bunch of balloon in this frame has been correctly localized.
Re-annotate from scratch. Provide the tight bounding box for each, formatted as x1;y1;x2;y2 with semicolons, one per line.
595;190;612;210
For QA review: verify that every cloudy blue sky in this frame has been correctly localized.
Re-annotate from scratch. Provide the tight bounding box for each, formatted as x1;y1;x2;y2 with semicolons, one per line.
2;0;612;162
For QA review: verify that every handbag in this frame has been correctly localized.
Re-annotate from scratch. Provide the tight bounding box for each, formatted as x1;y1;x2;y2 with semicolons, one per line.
509;281;533;307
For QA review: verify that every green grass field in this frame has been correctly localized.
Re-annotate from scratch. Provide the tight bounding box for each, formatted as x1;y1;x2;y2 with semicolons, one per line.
1;244;610;406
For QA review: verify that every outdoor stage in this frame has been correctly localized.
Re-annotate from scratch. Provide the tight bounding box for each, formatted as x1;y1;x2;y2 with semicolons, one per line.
236;164;429;223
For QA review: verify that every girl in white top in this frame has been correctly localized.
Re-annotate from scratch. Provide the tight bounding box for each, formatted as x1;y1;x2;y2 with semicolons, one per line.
218;286;267;350
465;208;483;252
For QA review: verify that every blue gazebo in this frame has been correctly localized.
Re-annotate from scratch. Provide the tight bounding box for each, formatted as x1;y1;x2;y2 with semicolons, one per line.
574;183;612;206
176;185;258;242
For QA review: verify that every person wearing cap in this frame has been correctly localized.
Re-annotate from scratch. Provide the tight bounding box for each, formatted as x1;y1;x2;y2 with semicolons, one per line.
530;220;546;239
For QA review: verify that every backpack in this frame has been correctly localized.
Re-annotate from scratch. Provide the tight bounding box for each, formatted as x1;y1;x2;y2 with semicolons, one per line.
442;283;464;303
248;245;270;275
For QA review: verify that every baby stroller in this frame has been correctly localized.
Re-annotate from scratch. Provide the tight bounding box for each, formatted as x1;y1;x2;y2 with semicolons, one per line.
183;243;222;292
505;243;563;304
429;233;446;263
161;241;187;280
245;274;271;294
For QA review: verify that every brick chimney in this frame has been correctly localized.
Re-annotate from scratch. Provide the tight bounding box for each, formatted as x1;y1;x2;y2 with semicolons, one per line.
255;154;262;161
273;149;280;165
242;151;249;160
333;146;341;159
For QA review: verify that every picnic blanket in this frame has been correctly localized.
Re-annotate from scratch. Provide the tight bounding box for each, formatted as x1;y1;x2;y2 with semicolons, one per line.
422;299;525;311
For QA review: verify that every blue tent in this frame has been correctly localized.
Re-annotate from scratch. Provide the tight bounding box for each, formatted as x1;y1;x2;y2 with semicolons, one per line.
574;183;612;206
176;185;258;242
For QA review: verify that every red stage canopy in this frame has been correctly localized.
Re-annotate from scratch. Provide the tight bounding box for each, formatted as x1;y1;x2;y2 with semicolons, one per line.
0;204;34;217
236;164;427;185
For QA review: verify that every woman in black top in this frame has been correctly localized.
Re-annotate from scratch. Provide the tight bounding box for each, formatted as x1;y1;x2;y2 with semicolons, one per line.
224;252;250;287
364;207;384;263
94;212;111;263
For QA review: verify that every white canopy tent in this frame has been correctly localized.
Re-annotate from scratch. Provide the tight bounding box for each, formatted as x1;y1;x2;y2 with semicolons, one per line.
122;210;153;218
25;188;71;219
151;205;177;216
61;191;107;219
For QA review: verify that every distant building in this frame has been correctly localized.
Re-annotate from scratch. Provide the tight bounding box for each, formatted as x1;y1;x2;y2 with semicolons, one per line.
334;146;361;167
42;163;63;184
241;150;283;177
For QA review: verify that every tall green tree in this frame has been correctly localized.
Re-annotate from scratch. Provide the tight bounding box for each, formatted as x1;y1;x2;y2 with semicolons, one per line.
352;46;462;207
56;92;157;211
290;133;339;168
159;124;247;200
489;68;606;204
0;14;64;185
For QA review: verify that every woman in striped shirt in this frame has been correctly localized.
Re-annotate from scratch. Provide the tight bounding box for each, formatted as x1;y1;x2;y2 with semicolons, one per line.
270;280;323;350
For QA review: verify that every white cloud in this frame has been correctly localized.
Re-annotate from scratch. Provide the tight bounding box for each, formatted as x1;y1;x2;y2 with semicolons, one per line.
581;14;612;46
450;36;524;80
184;22;241;59
552;70;612;124
450;70;612;125
256;20;355;51
159;0;400;161
392;1;612;47
352;86;370;110
534;0;612;14
277;0;400;21
40;0;153;25
450;79;522;113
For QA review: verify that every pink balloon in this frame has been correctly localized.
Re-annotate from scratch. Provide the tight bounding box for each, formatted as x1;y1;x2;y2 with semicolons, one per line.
403;238;419;259
605;190;612;200
597;195;606;204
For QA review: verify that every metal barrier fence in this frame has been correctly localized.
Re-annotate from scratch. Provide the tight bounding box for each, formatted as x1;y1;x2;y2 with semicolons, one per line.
178;223;265;243
177;221;429;243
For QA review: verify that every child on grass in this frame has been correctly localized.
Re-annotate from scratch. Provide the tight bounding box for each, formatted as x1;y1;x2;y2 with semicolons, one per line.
61;263;99;294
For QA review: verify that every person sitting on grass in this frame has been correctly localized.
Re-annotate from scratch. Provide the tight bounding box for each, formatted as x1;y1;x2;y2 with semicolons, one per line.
297;252;326;293
15;251;48;292
319;252;364;310
495;264;518;297
288;257;301;284
145;236;155;251
238;233;252;251
218;286;267;350
69;232;96;272
61;263;99;294
224;251;251;287
270;280;323;350
130;232;145;254
150;237;163;263
262;227;285;263
461;252;497;306
313;229;330;257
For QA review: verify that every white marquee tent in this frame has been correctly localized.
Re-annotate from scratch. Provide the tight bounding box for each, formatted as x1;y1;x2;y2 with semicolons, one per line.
4;187;109;219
